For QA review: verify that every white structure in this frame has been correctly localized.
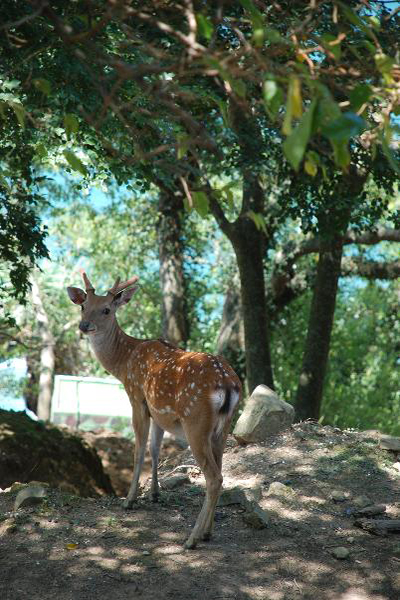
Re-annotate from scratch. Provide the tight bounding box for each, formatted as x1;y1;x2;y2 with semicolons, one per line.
51;375;132;436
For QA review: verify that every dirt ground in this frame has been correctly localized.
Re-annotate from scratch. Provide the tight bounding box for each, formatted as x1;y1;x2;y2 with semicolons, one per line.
0;422;399;600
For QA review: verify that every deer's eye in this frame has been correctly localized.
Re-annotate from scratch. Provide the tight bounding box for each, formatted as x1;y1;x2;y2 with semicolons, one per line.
103;307;110;315
81;305;84;312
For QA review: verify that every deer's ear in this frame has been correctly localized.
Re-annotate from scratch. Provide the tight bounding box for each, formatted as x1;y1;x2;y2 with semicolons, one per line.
67;287;87;305
112;285;139;308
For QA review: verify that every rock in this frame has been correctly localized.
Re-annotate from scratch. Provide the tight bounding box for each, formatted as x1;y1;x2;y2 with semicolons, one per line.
353;495;372;508
352;504;386;518
243;502;270;529
330;490;347;503
10;482;28;494
218;485;262;508
331;547;350;560
266;481;296;498
233;385;294;444
391;462;400;472
379;435;400;452
162;473;190;490
14;485;47;511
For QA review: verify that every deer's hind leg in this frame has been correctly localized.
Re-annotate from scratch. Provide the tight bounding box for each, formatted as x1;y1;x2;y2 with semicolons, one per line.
183;424;223;549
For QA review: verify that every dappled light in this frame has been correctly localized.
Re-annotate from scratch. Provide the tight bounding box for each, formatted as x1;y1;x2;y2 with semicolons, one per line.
1;422;399;599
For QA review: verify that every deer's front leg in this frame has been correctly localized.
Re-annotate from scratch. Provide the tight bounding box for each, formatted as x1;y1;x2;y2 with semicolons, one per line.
150;420;164;502
124;400;150;509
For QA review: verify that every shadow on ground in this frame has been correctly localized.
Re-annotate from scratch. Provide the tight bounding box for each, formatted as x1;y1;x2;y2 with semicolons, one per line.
0;422;399;600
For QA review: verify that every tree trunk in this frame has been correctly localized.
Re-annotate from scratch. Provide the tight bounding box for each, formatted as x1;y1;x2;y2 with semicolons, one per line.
232;221;274;393
295;237;344;421
216;283;246;383
31;278;55;421
157;189;189;347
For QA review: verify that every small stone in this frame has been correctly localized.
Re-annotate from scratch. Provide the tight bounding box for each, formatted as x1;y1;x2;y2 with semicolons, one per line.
379;435;400;452
330;490;347;503
353;495;371;508
142;550;151;556
162;474;190;490
218;487;246;506
14;486;47;511
243;502;270;529
266;482;296;498
331;547;350;560
10;482;28;493
348;537;355;544
391;462;400;473
218;485;262;508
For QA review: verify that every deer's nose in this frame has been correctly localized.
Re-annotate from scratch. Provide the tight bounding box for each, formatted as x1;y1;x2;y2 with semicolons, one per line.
79;321;92;333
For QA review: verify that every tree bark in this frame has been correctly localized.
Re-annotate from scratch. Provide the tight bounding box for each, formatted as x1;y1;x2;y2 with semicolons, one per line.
31;277;55;421
208;171;274;393
295;237;344;421
157;189;189;347
216;282;246;383
232;223;274;393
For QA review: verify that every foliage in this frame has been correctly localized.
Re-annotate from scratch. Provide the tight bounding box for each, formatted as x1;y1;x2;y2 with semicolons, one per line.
272;275;400;435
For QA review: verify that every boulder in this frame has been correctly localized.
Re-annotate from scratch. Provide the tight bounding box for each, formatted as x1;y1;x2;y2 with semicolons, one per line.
233;385;294;444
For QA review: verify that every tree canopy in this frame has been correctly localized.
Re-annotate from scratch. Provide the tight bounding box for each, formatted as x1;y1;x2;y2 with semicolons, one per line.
0;1;399;432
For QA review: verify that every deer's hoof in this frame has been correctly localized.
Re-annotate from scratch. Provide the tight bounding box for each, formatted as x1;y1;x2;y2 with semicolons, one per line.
123;499;134;510
184;537;198;550
151;493;160;503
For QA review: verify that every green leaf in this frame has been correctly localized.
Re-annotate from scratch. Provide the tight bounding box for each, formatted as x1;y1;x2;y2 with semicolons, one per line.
380;135;400;175
262;79;283;119
11;102;25;128
231;78;246;98
331;140;351;169
338;3;374;40
239;0;264;28
304;151;320;176
283;99;317;171
192;191;209;218
375;53;395;75
64;114;79;138
35;143;47;159
283;76;302;135
320;34;341;60
349;84;372;111
322;112;366;142
264;27;285;44
214;98;230;127
196;14;213;41
63;150;88;176
177;134;190;159
247;210;267;234
33;78;51;96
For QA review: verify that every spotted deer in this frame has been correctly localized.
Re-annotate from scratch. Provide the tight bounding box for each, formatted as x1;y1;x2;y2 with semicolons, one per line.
67;272;241;549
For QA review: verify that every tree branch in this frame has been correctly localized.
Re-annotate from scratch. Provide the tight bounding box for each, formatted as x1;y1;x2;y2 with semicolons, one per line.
341;258;400;279
290;227;400;262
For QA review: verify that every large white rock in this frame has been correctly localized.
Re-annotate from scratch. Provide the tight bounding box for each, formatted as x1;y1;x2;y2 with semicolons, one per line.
233;385;294;444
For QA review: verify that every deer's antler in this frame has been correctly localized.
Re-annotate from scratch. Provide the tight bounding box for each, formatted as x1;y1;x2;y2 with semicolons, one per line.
80;270;95;293
108;275;139;296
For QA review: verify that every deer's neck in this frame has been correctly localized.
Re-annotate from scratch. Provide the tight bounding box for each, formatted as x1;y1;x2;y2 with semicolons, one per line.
89;321;138;380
